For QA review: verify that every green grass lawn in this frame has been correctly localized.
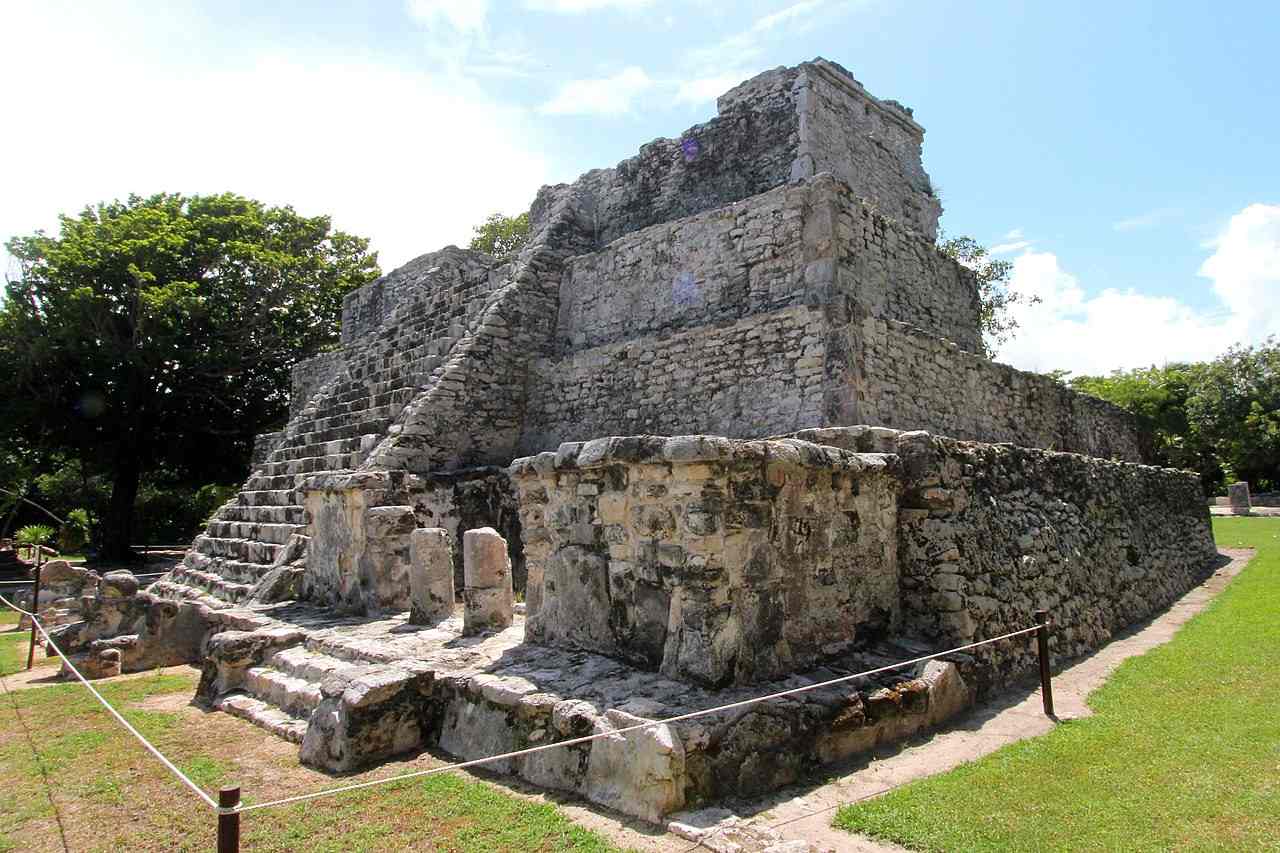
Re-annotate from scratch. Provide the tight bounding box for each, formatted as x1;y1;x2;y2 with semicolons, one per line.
834;516;1280;852
0;669;624;852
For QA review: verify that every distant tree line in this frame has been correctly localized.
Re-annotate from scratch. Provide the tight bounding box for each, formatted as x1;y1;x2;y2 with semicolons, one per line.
1063;339;1280;494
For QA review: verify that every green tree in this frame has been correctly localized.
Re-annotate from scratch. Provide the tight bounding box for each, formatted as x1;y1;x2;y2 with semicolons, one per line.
1068;338;1280;493
1184;338;1280;491
939;234;1039;358
468;211;530;263
1;193;379;559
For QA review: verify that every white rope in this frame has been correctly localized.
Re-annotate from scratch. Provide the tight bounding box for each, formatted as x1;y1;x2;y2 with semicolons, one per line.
237;623;1043;814
0;592;219;811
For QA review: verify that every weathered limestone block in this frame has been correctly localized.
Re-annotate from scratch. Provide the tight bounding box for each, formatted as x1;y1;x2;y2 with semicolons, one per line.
197;626;307;700
510;434;901;686
299;663;434;773
1228;481;1252;515
409;527;454;625
462;527;513;635
584;709;686;823
360;506;417;612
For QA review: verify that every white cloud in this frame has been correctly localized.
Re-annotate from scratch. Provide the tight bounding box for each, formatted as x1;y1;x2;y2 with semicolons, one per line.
689;0;829;71
990;240;1032;255
754;0;826;32
539;66;654;116
0;6;549;273
525;0;654;11
674;73;749;105
995;205;1280;375
997;251;1244;375
1002;227;1024;240
1198;203;1280;343
406;0;489;33
1113;206;1180;231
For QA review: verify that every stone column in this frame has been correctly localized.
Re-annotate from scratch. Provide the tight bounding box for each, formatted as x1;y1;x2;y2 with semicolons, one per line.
409;528;455;626
462;527;513;635
1228;481;1252;516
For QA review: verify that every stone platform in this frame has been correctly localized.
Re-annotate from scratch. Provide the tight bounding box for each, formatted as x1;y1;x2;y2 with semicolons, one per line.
196;602;976;822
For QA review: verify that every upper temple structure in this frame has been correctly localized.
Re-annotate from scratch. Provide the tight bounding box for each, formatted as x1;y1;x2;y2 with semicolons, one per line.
49;60;1215;824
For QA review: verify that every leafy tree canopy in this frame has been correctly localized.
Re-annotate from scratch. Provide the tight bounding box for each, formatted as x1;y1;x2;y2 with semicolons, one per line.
1065;337;1280;493
468;211;529;263
1;192;380;558
938;234;1039;359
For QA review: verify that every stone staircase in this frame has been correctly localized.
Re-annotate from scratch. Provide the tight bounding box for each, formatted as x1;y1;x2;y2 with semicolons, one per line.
152;252;512;609
216;643;366;742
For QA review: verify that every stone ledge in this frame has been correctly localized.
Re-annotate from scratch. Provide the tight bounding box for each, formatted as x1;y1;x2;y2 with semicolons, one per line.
509;434;897;479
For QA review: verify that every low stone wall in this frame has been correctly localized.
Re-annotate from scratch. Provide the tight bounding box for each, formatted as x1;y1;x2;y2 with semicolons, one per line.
509;435;901;687
886;429;1216;688
300;468;526;613
511;427;1214;693
831;316;1147;462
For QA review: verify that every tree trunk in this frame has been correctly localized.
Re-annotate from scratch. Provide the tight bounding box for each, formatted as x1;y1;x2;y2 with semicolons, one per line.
100;452;141;561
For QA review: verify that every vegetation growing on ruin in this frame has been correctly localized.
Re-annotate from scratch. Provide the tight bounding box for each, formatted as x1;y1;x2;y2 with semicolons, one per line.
835;516;1280;851
938;234;1037;359
469;211;531;263
0;194;380;559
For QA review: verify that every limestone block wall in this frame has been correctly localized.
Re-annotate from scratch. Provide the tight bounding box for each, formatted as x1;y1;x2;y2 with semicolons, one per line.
362;184;597;473
828;316;1147;462
553;180;830;354
829;180;982;354
887;429;1216;688
509;435;901;687
521;306;829;452
572;65;801;249
556;58;940;253
301;466;528;612
521;174;983;454
790;59;941;240
289;351;342;417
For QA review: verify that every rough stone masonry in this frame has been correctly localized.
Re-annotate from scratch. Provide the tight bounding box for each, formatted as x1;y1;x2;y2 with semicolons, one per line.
51;58;1216;825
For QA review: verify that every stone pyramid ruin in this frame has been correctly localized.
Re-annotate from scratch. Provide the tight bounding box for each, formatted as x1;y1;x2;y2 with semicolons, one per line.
50;59;1217;821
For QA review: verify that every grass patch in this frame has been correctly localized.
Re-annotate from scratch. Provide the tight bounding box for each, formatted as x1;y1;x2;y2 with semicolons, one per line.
834;517;1280;851
0;627;51;678
0;669;627;851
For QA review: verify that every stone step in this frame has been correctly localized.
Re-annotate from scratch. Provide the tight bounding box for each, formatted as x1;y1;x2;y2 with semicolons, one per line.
238;489;297;507
145;578;233;608
183;553;275;585
195;536;284;565
243;473;302;492
267;645;364;684
219;504;306;525
242;665;323;718
205;521;301;545
257;454;361;477
167;567;254;603
215;693;309;744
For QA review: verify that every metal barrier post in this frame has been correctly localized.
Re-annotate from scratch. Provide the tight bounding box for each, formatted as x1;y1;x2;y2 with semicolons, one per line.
26;547;43;670
1034;608;1054;718
218;786;241;853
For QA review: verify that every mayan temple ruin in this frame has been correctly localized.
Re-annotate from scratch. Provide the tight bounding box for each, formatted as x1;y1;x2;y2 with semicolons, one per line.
49;59;1217;821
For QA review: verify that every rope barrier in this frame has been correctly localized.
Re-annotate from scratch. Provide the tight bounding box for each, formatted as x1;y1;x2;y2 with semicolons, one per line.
0;572;170;586
0;592;219;811
235;623;1042;814
0;584;1047;830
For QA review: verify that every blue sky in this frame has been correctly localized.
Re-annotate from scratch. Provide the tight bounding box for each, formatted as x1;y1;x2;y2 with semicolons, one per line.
2;0;1276;375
